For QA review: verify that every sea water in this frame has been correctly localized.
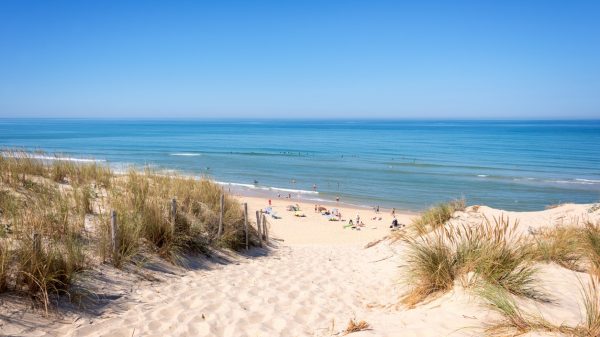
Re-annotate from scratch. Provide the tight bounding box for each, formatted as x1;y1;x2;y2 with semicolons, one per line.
1;119;599;211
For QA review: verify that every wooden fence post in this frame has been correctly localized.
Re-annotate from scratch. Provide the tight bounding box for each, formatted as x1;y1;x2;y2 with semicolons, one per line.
33;232;41;255
262;213;269;242
218;193;224;237
111;210;118;258
244;203;249;250
255;210;262;247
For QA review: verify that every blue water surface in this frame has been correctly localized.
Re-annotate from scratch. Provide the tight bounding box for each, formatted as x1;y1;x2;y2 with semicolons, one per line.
1;119;599;211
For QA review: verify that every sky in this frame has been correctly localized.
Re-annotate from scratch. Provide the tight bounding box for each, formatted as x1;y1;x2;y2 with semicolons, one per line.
0;0;599;119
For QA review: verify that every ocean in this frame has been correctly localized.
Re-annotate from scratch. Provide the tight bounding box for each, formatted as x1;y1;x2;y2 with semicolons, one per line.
1;118;599;211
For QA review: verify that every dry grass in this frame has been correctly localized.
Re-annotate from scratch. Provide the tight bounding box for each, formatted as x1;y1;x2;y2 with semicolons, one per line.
477;283;558;337
583;221;600;279
479;277;600;337
532;226;584;271
402;216;544;307
402;234;455;306
0;240;10;292
412;199;465;235
530;221;600;279
0;150;256;310
343;318;370;335
577;277;600;336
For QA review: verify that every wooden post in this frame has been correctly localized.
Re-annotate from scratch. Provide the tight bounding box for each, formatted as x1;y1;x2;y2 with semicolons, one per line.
218;193;224;237
262;213;269;242
111;210;118;258
244;203;249;250
171;198;177;232
33;232;41;255
255;210;262;247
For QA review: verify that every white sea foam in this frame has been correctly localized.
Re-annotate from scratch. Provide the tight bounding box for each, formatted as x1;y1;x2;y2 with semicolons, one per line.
170;153;201;157
1;152;105;163
477;174;488;177
216;181;318;195
575;178;600;184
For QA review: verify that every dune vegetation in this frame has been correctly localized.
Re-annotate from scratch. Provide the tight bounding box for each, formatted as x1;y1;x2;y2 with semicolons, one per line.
402;198;600;336
0;150;258;312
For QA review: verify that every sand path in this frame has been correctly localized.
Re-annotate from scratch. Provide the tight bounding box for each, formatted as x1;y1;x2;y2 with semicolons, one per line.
61;241;405;337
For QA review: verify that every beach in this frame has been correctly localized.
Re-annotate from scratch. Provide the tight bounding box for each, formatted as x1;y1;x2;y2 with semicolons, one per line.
2;185;599;336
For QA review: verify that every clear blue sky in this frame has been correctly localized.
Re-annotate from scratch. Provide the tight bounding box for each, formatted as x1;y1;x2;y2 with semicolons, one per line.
1;0;599;119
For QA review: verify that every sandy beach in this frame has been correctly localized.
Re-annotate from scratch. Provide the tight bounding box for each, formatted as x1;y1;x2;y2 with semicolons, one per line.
3;194;598;337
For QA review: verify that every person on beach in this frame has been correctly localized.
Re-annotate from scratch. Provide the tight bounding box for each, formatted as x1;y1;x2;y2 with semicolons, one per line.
391;208;396;216
376;205;380;213
268;199;272;206
336;195;340;203
356;214;360;224
314;204;318;213
313;184;317;191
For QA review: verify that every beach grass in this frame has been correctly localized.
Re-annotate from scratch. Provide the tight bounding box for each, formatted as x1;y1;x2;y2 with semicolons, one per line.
532;226;584;271
478;277;600;337
477;282;557;337
583;221;600;279
411;199;465;235
343;318;370;335
402;216;544;307
0;150;256;310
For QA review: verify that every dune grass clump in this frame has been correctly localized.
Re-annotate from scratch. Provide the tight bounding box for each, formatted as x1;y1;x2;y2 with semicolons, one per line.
403;235;456;306
530;221;600;278
477;283;557;337
402;216;543;306
573;277;600;337
532;226;584;271
0;240;10;292
478;277;600;337
15;232;86;312
0;150;258;311
583;221;600;279
412;199;465;235
100;169;254;265
343;319;370;335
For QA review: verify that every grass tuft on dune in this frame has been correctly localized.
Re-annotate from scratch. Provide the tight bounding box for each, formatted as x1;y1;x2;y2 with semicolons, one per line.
0;150;258;310
411;199;465;235
402;215;544;307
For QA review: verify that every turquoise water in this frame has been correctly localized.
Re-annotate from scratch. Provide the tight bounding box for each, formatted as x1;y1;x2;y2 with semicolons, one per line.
1;119;599;211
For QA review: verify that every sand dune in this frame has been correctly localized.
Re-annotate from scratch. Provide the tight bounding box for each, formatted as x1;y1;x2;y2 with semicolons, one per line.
4;200;600;337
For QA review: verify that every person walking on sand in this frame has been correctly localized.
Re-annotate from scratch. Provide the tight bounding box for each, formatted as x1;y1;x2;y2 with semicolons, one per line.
268;199;272;206
376;205;380;213
315;204;318;213
356;214;360;225
391;208;396;217
336;195;340;203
